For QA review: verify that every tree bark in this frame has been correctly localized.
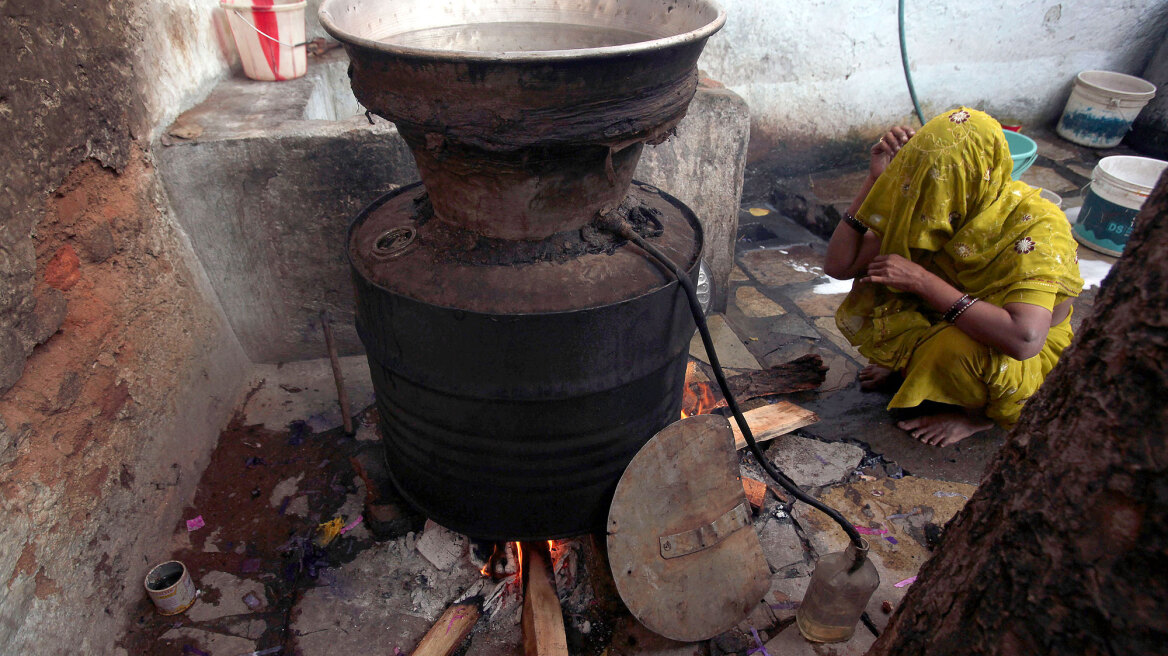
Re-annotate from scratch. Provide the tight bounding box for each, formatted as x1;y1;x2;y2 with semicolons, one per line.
867;173;1168;656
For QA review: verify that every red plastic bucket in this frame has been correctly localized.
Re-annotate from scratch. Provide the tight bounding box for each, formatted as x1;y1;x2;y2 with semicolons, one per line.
222;0;307;81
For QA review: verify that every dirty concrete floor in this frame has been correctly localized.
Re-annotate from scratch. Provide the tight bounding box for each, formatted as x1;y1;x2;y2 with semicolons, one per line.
118;129;1116;656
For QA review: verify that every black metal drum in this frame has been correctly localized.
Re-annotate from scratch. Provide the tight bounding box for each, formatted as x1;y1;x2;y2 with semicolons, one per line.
349;182;701;540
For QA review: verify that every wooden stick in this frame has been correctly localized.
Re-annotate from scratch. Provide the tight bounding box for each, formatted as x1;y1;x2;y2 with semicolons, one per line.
320;310;353;435
411;602;481;656
731;401;819;451
521;541;569;656
686;354;827;409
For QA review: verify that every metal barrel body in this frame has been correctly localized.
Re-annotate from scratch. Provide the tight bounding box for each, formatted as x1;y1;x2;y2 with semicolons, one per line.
350;184;701;540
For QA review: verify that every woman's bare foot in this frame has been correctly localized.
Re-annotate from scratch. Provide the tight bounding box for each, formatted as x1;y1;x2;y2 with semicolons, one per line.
858;364;901;392
897;412;993;447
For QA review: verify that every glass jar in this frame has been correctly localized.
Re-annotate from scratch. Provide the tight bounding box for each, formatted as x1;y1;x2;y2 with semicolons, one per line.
795;539;880;643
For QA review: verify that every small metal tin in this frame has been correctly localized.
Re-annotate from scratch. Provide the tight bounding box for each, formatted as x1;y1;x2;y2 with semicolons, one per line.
144;560;197;615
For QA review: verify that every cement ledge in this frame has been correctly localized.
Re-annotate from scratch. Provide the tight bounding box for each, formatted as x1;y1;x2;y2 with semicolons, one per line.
159;51;750;363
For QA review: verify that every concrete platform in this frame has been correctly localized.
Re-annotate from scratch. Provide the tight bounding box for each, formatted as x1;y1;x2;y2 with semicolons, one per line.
158;50;750;364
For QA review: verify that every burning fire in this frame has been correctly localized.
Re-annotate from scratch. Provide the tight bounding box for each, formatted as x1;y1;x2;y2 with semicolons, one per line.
681;361;727;418
481;540;567;579
481;541;519;578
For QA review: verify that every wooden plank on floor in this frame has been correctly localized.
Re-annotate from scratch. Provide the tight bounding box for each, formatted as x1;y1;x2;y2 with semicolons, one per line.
521;541;569;656
411;602;481;656
731;401;819;451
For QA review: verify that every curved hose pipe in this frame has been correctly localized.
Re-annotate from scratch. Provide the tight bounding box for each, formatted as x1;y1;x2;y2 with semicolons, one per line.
600;216;866;553
899;0;926;126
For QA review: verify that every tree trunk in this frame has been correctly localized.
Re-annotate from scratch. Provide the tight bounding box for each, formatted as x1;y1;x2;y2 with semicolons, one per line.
867;173;1168;656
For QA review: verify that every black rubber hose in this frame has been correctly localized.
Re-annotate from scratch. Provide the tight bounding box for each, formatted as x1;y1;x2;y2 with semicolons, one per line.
603;217;865;552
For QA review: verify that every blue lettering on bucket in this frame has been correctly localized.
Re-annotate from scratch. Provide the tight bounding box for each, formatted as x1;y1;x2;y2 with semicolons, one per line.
1075;189;1139;255
1058;111;1133;141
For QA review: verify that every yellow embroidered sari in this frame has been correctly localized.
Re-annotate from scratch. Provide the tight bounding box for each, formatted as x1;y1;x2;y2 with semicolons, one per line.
835;107;1084;427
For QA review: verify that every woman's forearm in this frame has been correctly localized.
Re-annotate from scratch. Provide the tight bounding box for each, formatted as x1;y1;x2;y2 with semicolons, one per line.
824;175;881;279
914;273;1052;361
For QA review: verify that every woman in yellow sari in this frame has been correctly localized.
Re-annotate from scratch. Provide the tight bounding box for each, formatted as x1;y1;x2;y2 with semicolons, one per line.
824;107;1083;446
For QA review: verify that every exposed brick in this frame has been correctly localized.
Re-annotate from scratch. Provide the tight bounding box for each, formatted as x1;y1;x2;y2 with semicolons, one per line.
43;244;81;290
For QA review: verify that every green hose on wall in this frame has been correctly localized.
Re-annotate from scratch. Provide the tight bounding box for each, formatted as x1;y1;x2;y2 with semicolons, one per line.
899;0;926;125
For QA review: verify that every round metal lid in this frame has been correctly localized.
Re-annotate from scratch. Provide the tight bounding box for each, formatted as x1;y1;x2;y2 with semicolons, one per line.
606;414;771;642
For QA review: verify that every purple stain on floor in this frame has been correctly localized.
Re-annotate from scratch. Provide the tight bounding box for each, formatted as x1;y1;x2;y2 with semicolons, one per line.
340;515;363;534
306;413;334;433
747;627;770;656
886;536;899;544
769;600;799;610
182;646;210;656
243;592;264;610
287;420;310;446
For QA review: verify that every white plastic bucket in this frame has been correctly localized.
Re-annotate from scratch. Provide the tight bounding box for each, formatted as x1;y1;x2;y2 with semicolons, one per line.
1073;155;1167;256
1038;188;1062;209
1057;71;1156;148
222;0;307;81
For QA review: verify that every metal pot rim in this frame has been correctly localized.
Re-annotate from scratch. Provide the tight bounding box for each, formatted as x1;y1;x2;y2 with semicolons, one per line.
318;0;726;63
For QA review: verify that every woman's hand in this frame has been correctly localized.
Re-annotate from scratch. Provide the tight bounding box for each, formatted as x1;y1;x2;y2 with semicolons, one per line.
869;126;915;180
860;254;930;294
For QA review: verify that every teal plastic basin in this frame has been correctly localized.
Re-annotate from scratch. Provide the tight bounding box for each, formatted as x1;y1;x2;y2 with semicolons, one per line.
1003;130;1038;179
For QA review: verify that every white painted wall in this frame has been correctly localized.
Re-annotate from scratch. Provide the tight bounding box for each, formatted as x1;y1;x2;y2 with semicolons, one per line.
134;0;331;136
697;0;1168;166
129;0;1168;168
133;0;239;136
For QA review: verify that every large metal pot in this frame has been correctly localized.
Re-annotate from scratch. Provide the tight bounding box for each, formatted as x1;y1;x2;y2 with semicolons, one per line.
319;0;726;240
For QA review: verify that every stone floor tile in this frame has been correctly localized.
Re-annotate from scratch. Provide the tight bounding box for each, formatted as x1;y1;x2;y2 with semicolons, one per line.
1020;165;1079;195
765;434;864;488
797;388;1005;485
730;266;750;282
763;620;876;655
1029;131;1084;162
739;247;824;287
157;627;257;655
269;473;304;508
291;539;481;654
757;515;806;572
791;474;977;630
769;314;821;340
819;353;859;394
188;571;268;622
793;476;976;556
813;317;862;360
1067;161;1096;179
792;288;847;319
765;574;811;622
734;286;787;318
689;314;762;370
